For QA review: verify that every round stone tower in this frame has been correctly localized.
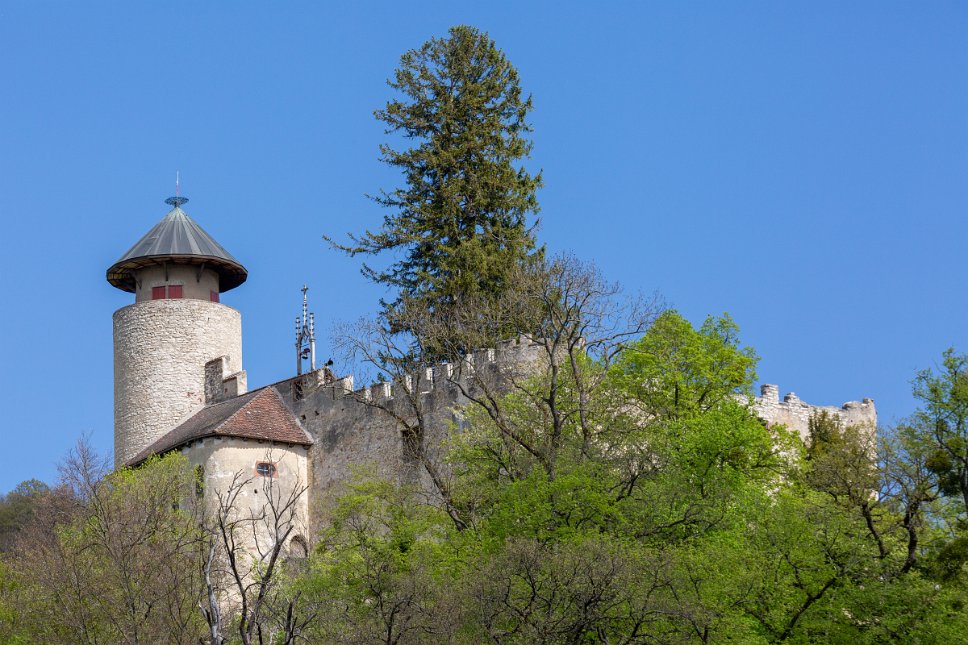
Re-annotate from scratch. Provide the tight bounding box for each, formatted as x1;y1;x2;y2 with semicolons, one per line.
107;196;248;467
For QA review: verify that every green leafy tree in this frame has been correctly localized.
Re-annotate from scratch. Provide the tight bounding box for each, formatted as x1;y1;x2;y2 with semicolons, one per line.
302;475;456;643
310;307;968;642
912;348;968;515
0;479;49;552
313;308;789;642
327;25;542;351
4;444;206;644
610;311;758;420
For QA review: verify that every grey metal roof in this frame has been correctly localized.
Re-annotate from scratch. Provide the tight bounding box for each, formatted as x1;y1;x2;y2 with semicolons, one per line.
107;199;247;292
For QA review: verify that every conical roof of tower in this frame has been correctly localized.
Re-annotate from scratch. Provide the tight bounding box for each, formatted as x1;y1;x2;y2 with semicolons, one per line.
106;198;247;293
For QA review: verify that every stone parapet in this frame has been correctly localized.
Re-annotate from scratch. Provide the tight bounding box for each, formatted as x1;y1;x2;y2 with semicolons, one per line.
751;383;876;442
205;356;248;404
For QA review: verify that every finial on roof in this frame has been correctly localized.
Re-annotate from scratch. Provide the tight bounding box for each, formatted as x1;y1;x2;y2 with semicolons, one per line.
165;196;189;208
296;285;317;375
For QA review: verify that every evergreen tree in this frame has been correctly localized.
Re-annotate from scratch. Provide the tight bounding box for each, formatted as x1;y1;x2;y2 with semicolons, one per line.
328;25;542;347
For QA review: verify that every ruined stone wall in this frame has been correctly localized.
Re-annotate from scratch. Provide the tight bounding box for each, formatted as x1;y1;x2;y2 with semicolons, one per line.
113;299;242;466
205;356;248;404
751;383;877;442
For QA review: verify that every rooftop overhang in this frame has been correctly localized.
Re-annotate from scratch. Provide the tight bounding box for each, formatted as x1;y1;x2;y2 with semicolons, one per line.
106;253;248;293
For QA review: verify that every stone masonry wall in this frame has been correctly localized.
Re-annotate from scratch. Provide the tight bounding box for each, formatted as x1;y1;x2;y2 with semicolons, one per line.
261;337;875;533
114;299;242;466
752;383;877;442
179;436;310;552
271;337;543;534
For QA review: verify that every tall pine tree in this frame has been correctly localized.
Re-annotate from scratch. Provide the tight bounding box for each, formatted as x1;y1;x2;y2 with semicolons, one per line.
328;26;542;348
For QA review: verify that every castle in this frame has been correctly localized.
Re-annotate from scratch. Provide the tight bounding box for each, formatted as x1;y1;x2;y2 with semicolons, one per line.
107;197;878;542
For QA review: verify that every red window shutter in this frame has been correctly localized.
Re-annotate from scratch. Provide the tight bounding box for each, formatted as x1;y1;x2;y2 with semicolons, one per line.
168;285;183;299
151;286;166;300
210;291;220;303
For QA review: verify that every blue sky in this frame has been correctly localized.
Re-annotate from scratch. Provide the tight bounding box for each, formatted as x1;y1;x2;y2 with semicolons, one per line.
1;2;965;492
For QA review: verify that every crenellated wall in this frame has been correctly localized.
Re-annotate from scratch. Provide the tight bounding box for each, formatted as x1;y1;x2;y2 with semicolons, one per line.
260;336;875;535
267;336;543;531
751;383;877;442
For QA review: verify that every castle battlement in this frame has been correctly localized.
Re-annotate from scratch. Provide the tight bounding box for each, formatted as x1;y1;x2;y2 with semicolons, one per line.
751;383;876;442
278;335;544;410
267;335;877;455
249;339;878;524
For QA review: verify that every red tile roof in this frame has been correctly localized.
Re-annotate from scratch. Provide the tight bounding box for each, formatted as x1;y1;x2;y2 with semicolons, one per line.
126;387;311;466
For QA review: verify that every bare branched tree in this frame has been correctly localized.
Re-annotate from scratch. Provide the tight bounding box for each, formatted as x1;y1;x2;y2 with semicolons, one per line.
199;454;313;645
333;254;662;526
7;438;205;644
440;255;661;479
